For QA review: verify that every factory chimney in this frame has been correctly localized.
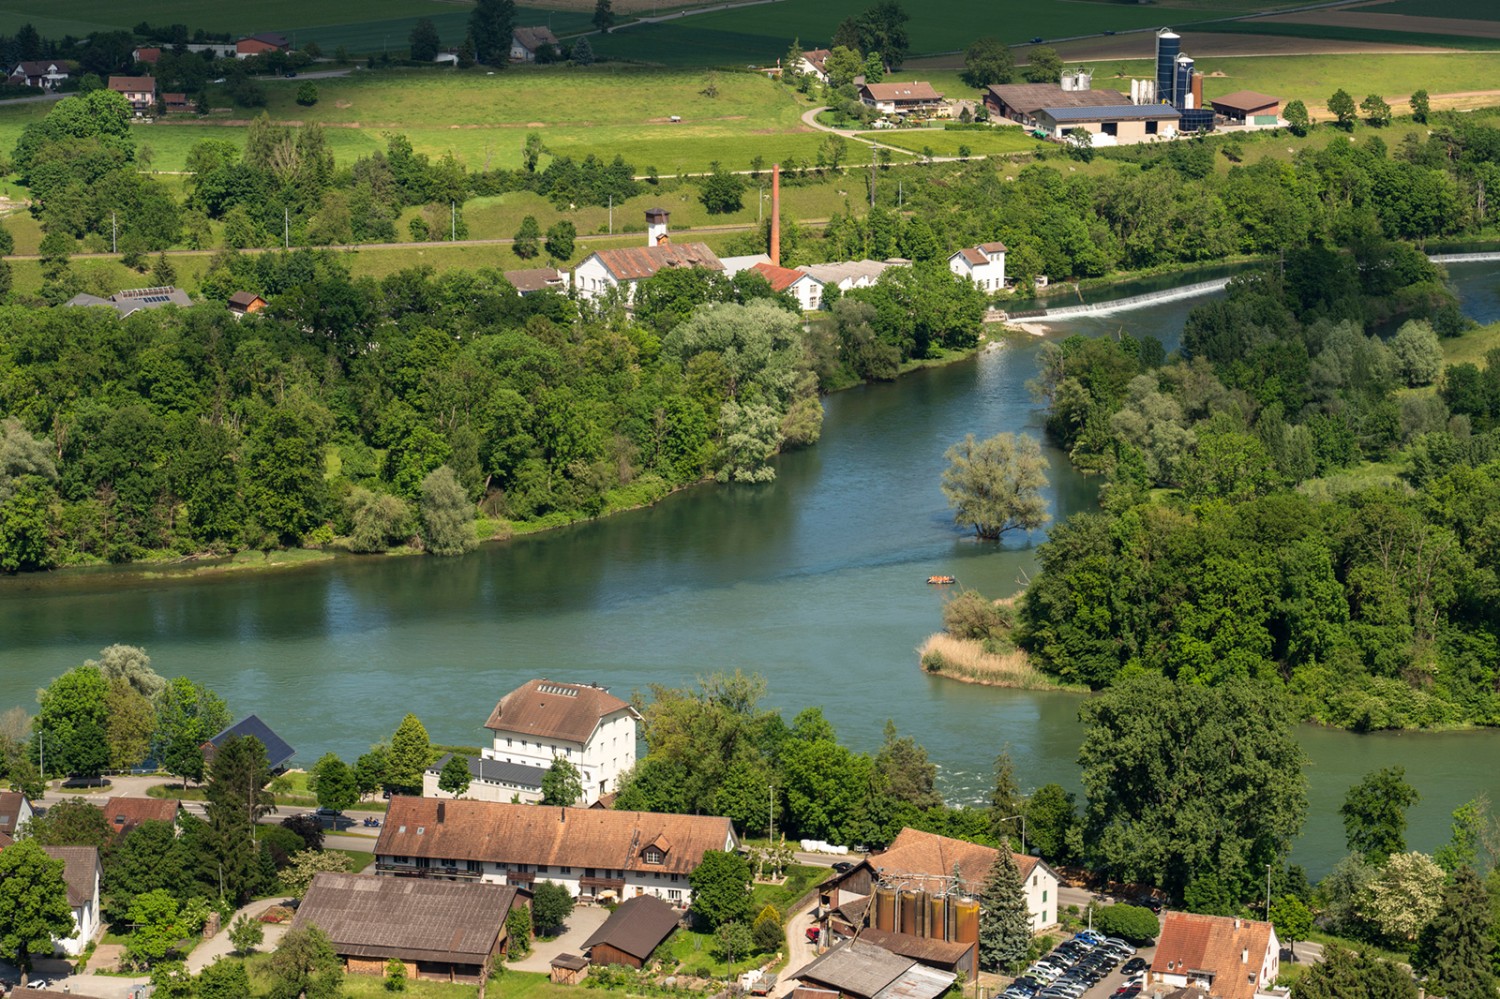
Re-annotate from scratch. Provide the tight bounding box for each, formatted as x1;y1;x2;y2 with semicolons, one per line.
771;163;781;266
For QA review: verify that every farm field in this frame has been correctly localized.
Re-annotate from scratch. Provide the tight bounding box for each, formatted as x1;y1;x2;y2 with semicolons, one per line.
859;127;1047;158
1195;20;1500;52
1366;0;1500;20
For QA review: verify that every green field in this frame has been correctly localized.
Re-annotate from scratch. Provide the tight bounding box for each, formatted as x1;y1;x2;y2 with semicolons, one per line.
859;126;1046;157
1374;0;1500;20
1195;19;1500;51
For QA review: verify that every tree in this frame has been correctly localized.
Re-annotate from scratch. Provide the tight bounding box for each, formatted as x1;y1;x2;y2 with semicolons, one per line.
1295;945;1417;999
1024;783;1077;863
1284;99;1311;136
690;850;754;929
700;164;746;215
438;754;472;797
385;956;407;991
125;890;207;968
513;215;541;258
229;912;265;955
531;880;575;934
1433;797;1492;875
104;819;190;922
155;677;229;787
1364;851;1444;942
822;46;862;89
1089;902;1160;944
104;677;156;772
853;1;910;70
1023;46;1062;84
961;37;1013;88
151;252;176;287
1415;866;1496;997
469;0;517;66
409;18;441;61
198;958;253;999
752;904;782;953
1078;675;1307;898
1390;319;1442;387
1341;766;1419;863
1361;93;1391;127
204;734;276;904
34;664;111;778
265;925;343;999
989;749;1023;845
280;849;353;900
1329;88;1357;129
25;798;113;848
874;720;940;809
0;839;75;985
713;920;754;969
1269;895;1311;955
978;843;1030;971
593;0;615;32
297;83;318;107
545;220;576;261
941;432;1050;540
1410;89;1430;124
862;51;884;84
387;714;433;791
353;746;390;797
310;752;359;812
572;35;595;65
541;757;583;806
419;465;476;556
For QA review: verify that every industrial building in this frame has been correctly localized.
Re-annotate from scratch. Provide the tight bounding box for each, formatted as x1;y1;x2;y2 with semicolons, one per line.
1210;90;1282;126
1033;103;1182;143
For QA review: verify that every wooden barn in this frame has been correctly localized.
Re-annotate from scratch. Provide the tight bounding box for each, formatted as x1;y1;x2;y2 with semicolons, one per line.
581;894;681;969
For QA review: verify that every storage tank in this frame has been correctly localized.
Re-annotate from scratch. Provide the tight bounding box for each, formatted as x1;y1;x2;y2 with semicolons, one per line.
875;885;897;932
954;897;980;944
928;893;948;941
899;889;923;936
1155;29;1180;107
1174;54;1195;110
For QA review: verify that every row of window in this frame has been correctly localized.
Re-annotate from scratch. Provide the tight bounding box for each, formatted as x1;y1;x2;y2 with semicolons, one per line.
384;858;679;881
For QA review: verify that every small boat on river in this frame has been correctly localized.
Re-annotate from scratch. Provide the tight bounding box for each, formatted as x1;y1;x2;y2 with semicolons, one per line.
927;575;956;585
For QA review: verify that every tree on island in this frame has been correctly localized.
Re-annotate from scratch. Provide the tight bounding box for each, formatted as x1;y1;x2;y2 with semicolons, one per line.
1341;766;1418;863
438;754;472;797
540;757;583;806
941;432;1049;540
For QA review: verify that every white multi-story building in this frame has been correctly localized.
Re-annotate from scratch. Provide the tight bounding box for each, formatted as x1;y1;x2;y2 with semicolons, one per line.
374;796;737;905
948;242;1007;293
423;679;640;806
571;209;724;302
1151;912;1281;999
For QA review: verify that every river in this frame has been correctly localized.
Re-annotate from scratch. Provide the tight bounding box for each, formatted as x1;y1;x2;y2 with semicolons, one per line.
3;262;1499;877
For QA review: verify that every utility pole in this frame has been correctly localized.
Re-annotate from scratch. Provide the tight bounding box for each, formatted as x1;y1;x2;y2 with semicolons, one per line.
997;814;1027;856
768;782;774;844
898;180;903;209
451;201;456;242
870;143;877;207
111;212;117;254
608;194;613;234
1265;863;1272;918
284;207;289;249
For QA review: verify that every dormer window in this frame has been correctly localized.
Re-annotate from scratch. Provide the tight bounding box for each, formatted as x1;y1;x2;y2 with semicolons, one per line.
644;849;664;865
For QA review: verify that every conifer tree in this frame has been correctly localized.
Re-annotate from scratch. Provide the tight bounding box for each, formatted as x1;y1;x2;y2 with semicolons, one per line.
978;841;1030;972
387;713;433;791
1415;866;1497;997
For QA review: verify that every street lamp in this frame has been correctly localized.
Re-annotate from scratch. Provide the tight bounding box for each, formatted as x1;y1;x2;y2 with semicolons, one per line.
997;814;1027;856
1265;863;1273;918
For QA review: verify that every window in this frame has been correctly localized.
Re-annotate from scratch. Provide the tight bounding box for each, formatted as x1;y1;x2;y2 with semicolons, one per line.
560;867;571;874
668;889;683;902
506;738;512;747
644;849;664;865
467;860;481;873
1032;875;1037;886
537;866;548;875
670;873;679;883
1042;890;1048;903
586;869;596;878
416;857;431;868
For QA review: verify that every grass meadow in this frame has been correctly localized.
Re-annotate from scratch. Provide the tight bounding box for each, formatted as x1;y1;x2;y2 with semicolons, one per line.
1376;0;1500;19
861;126;1046;158
1194;20;1500;52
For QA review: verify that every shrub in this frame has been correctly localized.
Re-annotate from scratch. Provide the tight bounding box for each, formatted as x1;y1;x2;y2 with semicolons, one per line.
1089;903;1160;944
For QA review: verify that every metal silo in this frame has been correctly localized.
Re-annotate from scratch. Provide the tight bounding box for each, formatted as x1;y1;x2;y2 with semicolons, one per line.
928;892;948;941
874;884;897;931
1175;54;1196;109
1155;29;1180;106
954;896;981;944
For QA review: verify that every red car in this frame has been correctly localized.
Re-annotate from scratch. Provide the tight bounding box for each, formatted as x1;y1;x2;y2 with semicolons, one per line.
805;927;821;943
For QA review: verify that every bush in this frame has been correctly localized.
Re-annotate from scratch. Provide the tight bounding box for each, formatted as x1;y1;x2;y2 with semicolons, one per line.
942;590;1008;640
1089;903;1160;944
384;957;407;991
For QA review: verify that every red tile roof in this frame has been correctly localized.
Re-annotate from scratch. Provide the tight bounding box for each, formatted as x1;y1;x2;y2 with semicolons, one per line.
105;796;179;836
0;791;29;837
108;75;155;94
751;261;811;293
865;828;1045;895
484;679;636;743
1151;912;1276;999
591;243;723;282
135;48;162;63
954;248;987;267
861;82;943;103
978;241;1007;253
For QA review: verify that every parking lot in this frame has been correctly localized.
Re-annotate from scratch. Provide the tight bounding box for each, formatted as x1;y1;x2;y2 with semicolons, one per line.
1002;929;1157;999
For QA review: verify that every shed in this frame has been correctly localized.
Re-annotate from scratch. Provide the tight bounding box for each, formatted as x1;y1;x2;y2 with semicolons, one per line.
203;714;295;771
228;291;268;315
1208;90;1281;124
581;893;681;969
551;953;589;984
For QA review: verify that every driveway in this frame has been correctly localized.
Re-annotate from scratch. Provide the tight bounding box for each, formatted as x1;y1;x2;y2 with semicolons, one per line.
507;904;611;972
188;896;294;972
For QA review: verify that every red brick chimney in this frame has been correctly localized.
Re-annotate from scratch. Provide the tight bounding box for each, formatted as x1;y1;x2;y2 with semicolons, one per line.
771;163;781;266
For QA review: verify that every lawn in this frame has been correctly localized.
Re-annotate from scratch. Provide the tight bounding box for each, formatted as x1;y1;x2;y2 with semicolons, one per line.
1440;320;1500;368
239;952;484;997
1376;0;1500;19
749;864;829;915
860;126;1046;158
1193;20;1500;53
661;927;768;977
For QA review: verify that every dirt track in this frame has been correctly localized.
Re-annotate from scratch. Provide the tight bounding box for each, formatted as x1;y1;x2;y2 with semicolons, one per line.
1263;9;1500;40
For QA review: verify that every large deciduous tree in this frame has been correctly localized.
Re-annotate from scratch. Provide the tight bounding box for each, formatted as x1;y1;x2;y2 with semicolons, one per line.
468;0;516;66
419;465;476;556
408;18;441;61
530;880;575;934
34;664;111;778
874;720;940;809
941;432;1050;540
309;753;358;812
1078;675;1307;898
961;37;1013;88
541;757;583;806
690;850;754;929
265;925;343;999
387;713;433;791
0;839;75;985
437;754;472;797
1341;766;1419;863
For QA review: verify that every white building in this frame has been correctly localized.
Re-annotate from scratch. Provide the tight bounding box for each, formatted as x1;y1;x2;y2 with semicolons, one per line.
42;846;101;956
795;49;832;83
423;679;640;806
800;259;900;294
752;261;825;311
0;791;34;841
8;61;70;90
510;26;559;62
572;208;723;302
947;242;1006;293
374;796;737;904
1151;911;1281;999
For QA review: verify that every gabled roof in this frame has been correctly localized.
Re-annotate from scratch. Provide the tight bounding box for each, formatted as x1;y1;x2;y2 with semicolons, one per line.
952;248;987;268
860;82;943;103
986;83;1129;115
720;253;773;277
512;26;560;52
865;827;1045;893
242;32;290;47
1209;90;1280;114
582;893;681;960
800;259;893;286
205;714;295;769
12;61;69;76
0;791;30;836
751;261;818;293
484;679;638;743
292;872;521;964
14;989;107;999
857;927;975;969
1040;104;1180;123
135;48;162;63
105;796;179;836
228;290;266;309
41;845;99;908
374;796;735;876
1152;912;1275;999
794;938;956;999
504;267;565;293
978;241;1007;253
800;49;832;72
427;752;544;791
108;75;156;93
588;242;724;282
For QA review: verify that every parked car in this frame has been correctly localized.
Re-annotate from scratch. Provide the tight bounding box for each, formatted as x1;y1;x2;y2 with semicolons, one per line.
1121;957;1148;975
831;861;854;873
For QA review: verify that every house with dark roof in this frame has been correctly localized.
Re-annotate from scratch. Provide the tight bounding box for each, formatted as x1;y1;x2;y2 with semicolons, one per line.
510;26;560;62
0;791;34;839
1209;91;1281;126
108;75;157;114
984;82;1131;126
856;927;974;976
790;938;955;999
947;242;1006;293
228;290;268;316
795;49;832;82
503;267;566;296
202;714;296;771
292;871;526;983
858;82;944;116
582;893;680;968
104;796;180;837
39;846;100;955
430;678;641;805
1150;912;1279;999
374;796;736;903
573;209;724;303
1032;103;1182;144
9;60;70;90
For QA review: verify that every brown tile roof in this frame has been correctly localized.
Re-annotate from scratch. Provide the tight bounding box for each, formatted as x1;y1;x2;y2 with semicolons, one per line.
801;49;831;72
0;831;12;848
985;83;1129;115
552;953;589;970
751;261;813;293
0;791;29;836
135;48;162;63
228;290;266;309
105;797;179;836
1208;90;1280;115
1151;912;1275;999
292;872;519;964
979;241;1007;253
513;26;560;52
867;828;1042;895
14;989;108;999
953;248;987;267
484;679;636;743
375;796;736;876
861;82;943;103
108;75;156;93
41;845;99;908
590;243;724;282
504;267;565;293
582;893;681;961
858;927;974;969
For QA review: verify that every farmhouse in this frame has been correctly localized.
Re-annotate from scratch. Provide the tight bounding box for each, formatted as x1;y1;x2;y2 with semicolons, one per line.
752;261;824;311
511;27;560;62
948;243;1006;293
42;846;101;955
796;49;833;83
107;76;157;115
582;893;681;968
799;259;898;293
984;82;1130;128
162;92;190;113
132;47;162;65
9;61;70;90
292;872;526;983
573;209;723;302
858;82;944;117
790;938;956;999
1150;912;1280;999
818;827;1060;945
202;714;295;771
374;796;737;903
720;253;773;277
503;267;567;296
1209;90;1282;126
236;32;290;58
0;791;34;839
425;678;640;805
228;291;268;316
104;796;180;837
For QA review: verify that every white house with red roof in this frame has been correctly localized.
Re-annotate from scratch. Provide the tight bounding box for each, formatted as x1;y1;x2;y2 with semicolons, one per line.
948;242;1006;293
1150;912;1280;999
751;260;824;311
572;208;723;302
